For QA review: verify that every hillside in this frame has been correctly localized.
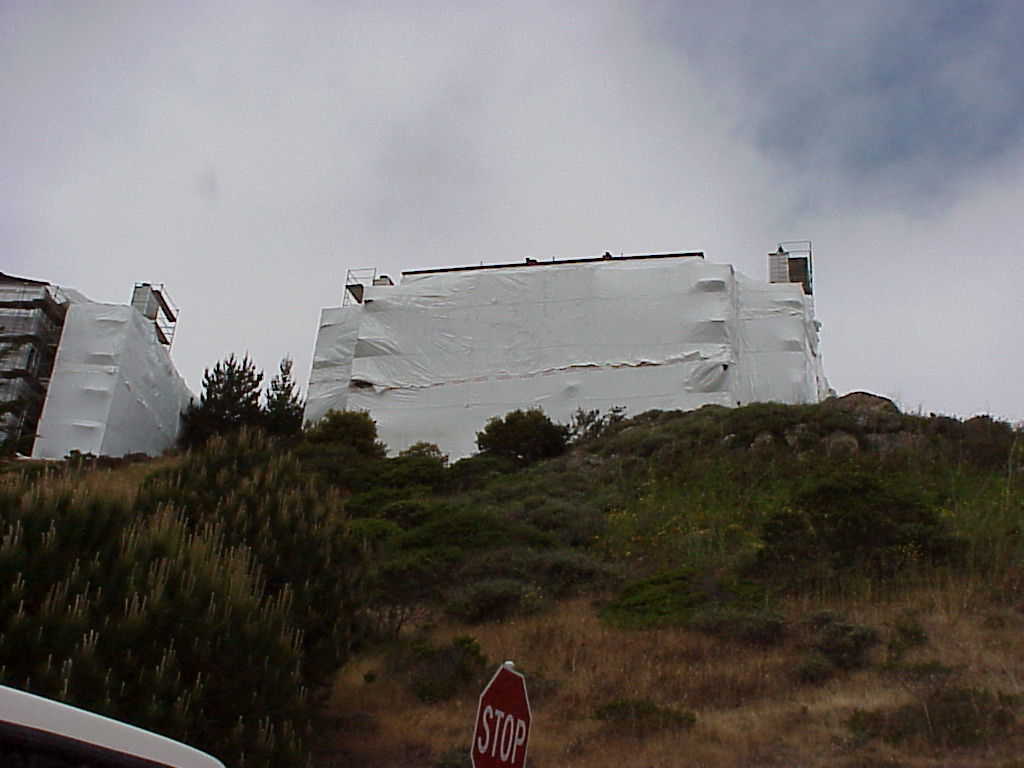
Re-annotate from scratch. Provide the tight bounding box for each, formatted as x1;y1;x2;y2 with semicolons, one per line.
1;394;1021;767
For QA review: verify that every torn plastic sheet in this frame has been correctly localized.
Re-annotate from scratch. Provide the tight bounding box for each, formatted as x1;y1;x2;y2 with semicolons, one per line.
305;256;829;459
32;302;193;459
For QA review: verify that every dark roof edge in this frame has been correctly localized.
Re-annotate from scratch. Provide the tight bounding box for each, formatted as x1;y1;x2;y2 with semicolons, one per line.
0;272;50;286
401;251;705;276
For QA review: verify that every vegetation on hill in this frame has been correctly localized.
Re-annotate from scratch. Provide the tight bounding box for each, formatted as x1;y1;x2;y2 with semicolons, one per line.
1;393;1021;766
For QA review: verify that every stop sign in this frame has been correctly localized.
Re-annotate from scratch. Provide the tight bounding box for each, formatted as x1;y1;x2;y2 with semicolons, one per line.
471;663;531;768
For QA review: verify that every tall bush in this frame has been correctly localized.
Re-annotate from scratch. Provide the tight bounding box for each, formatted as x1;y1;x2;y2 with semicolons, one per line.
0;430;370;765
0;474;311;765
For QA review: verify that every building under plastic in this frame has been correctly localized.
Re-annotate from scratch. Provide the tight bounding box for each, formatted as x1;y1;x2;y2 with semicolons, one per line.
304;247;830;459
0;273;192;458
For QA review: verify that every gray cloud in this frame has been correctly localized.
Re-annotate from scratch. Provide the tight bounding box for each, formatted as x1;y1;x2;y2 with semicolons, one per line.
3;1;1021;425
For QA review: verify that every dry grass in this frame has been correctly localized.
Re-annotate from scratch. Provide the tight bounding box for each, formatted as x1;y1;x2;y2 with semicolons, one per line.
0;454;179;505
324;580;1024;768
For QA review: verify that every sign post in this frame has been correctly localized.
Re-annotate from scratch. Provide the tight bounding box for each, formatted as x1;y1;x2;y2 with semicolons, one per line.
471;661;531;768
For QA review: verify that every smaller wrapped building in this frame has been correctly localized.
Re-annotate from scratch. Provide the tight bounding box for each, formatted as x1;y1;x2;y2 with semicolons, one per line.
0;273;192;458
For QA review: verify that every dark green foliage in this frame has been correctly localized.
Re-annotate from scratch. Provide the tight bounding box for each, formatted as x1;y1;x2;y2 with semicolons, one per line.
517;496;607;547
960;415;1018;469
448;548;622;621
304;409;387;458
810;614;880;670
688;605;787;646
446;453;518;491
793;652;835;685
393;509;554;554
374;452;447;490
400;441;448;463
387;635;488;703
445;579;534;623
756;472;964;583
847;687;1017;748
594;698;696;736
362;509;560;634
476;408;570;465
518;549;623;597
179;353;264;449
376;498;435;529
792;614;880;684
349;517;403;547
602;569;708;628
364;547;463;636
344;486;434;519
885;615;928;663
602;568;771;633
263;357;304;436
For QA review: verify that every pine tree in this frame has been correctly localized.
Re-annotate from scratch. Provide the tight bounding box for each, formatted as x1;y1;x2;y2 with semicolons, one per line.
179;353;264;448
264;357;304;436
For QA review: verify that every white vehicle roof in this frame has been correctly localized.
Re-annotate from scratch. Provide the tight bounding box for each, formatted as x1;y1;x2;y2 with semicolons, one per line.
0;684;225;767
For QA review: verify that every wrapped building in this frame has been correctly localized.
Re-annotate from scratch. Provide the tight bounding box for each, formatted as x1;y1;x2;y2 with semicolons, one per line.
0;273;192;458
304;248;830;459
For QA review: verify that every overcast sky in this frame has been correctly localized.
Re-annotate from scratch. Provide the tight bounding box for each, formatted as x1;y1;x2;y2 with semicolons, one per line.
3;1;1022;423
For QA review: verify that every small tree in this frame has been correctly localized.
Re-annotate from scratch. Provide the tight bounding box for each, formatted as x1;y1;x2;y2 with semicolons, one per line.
475;408;569;465
179;353;264;449
264;357;304;436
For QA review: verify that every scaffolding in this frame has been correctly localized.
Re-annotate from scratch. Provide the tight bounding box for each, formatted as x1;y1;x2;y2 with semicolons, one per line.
0;274;69;450
131;283;179;346
769;240;813;295
343;268;393;305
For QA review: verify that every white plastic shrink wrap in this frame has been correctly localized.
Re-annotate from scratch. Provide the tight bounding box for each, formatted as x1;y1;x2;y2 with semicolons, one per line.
32;303;192;459
305;256;830;459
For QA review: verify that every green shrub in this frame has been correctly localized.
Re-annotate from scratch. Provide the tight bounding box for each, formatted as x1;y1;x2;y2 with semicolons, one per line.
518;496;607;547
377;498;435;529
446;453;519;491
349;517;403;547
960;415;1017;469
374;453;447;490
528;549;624;597
388;635;488;703
602;568;770;631
455;547;622;600
688;605;786;646
793;652;835;685
368;547;463;634
304;409;387;458
476;408;570;465
812;618;880;670
344;485;434;519
393;509;554;554
885;615;928;662
445;579;533;624
756;472;964;583
847;687;1016;748
594;698;696;736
